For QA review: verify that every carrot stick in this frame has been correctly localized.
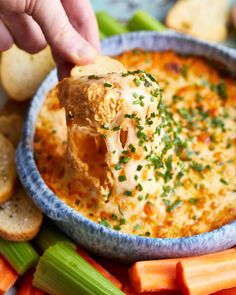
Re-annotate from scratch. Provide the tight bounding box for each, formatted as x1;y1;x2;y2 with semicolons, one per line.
129;258;180;293
0;255;18;295
212;287;236;295
176;250;236;295
76;247;123;290
129;249;236;293
17;270;46;295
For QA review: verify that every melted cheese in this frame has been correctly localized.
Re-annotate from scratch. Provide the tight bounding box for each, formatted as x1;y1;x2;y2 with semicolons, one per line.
34;50;236;238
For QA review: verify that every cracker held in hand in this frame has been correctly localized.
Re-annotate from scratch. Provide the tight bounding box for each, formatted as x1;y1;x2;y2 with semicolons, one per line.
0;185;43;241
0;133;17;204
166;0;229;42
70;56;125;77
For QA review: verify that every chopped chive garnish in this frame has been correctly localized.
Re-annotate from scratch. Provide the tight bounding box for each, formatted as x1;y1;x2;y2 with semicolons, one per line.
138;195;143;201
190;161;204;173
167;200;183;212
181;64;188;78
102;124;109;130
113;226;121;231
128;144;136;153
120;156;130;164
133;77;141;86
134;175;138;181
163;199;171;206
99;219;111;228
220;178;228;185
150;88;160;97
133;224;141;231
114;163;122;170
111;214;118;220
118;205;123;216
104;82;112;88
196;93;203;102
124;113;136;119
133;93;145;107
188;198;199;205
124;190;132;196
120;218;126;225
104;191;112;202
113;126;120;131
118;175;127;182
146;73;157;82
133;100;144;107
216;81;228;100
88;74;100;79
137;183;143;192
211;117;225;131
137;165;143;171
133;92;139;99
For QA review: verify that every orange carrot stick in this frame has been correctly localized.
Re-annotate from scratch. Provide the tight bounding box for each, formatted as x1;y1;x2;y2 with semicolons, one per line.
176;250;236;295
76;247;123;290
129;258;180;293
129;249;236;293
17;270;45;295
0;255;18;295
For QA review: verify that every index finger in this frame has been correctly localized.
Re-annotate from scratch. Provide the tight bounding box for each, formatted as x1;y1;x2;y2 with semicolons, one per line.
26;0;97;65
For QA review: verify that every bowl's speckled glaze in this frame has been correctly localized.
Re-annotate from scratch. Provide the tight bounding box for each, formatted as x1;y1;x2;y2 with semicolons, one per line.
16;31;236;262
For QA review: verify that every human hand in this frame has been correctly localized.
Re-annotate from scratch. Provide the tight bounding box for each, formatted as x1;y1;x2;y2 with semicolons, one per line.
0;0;100;78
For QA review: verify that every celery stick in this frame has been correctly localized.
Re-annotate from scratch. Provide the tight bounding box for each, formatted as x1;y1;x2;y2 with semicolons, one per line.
96;11;128;36
128;10;166;32
33;243;124;295
99;30;106;40
0;238;39;274
35;222;75;252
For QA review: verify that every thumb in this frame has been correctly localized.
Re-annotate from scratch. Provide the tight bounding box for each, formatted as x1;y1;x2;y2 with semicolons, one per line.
27;0;97;65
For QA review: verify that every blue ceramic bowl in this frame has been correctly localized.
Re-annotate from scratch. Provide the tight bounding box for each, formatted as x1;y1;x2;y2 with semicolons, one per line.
16;31;236;262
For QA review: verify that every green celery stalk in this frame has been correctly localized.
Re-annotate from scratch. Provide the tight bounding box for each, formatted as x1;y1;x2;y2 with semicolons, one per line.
99;30;106;40
34;222;75;252
128;10;166;32
33;242;125;295
96;11;128;36
0;238;39;275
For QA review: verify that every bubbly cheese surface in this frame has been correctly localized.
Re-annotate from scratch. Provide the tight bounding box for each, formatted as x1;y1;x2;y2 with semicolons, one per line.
34;50;236;238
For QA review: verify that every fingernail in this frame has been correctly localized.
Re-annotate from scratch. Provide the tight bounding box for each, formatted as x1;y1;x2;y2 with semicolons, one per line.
73;43;97;65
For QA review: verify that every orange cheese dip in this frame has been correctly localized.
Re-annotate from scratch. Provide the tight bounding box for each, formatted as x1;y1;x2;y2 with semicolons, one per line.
34;50;236;238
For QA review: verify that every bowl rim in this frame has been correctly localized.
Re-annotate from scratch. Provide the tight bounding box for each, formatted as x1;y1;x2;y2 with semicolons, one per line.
16;31;236;258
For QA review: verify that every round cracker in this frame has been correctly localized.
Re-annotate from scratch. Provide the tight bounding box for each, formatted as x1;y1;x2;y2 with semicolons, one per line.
0;45;54;101
0;185;43;241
